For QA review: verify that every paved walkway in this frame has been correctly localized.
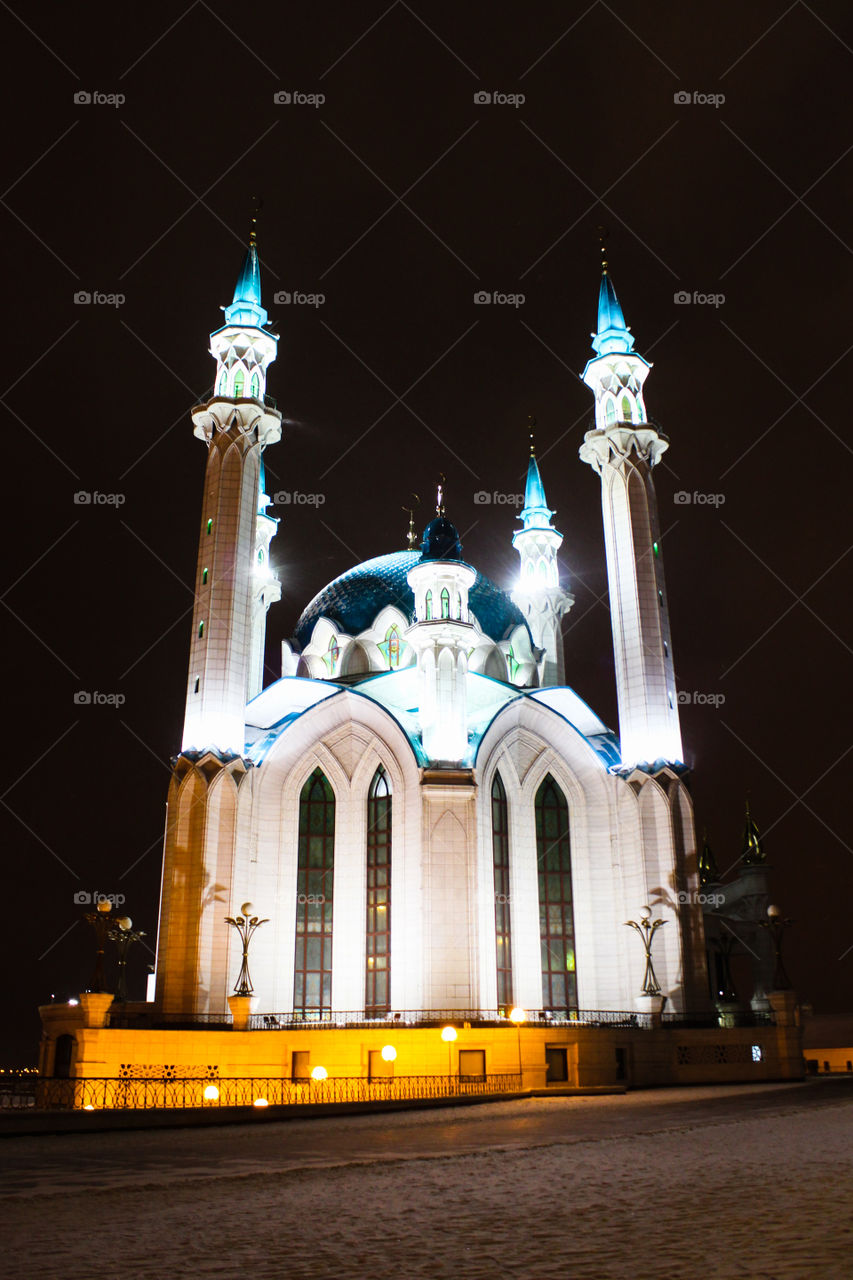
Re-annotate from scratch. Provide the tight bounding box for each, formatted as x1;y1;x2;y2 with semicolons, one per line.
2;1079;852;1278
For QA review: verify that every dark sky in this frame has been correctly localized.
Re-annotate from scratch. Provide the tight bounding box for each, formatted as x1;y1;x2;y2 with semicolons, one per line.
3;1;852;1063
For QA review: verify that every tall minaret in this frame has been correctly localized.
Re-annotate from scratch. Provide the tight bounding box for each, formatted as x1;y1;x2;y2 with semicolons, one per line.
511;422;573;686
181;223;281;754
579;248;683;766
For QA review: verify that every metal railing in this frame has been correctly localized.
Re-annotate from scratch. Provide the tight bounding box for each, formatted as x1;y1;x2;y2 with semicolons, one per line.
106;1006;775;1032
3;1073;523;1113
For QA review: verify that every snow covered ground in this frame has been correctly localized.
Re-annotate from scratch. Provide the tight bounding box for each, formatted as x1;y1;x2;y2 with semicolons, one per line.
2;1082;852;1279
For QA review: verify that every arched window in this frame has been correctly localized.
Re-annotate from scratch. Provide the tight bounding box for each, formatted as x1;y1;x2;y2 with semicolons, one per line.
621;394;633;422
217;370;228;396
233;369;244;398
381;626;400;669
456;593;462;620
425;590;433;620
365;766;391;1015
492;772;513;1012
535;775;577;1012
605;399;617;426
293;769;335;1016
250;372;259;398
324;636;339;674
202;567;208;585
440;588;450;619
53;1033;75;1079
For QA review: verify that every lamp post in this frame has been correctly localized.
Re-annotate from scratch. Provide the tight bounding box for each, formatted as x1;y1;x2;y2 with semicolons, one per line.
224;902;269;996
441;1025;457;1089
107;917;146;1003
625;906;666;996
509;1006;525;1086
83;899;115;992
760;904;793;991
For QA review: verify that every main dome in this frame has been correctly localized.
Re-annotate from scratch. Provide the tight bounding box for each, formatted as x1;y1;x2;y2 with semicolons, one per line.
293;551;528;649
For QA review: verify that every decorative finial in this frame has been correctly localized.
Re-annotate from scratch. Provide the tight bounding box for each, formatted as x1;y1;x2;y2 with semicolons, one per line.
249;196;263;248
527;414;537;457
436;473;446;516
402;494;420;551
597;224;608;275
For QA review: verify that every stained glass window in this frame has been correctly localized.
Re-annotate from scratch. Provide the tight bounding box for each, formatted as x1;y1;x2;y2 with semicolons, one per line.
621;394;632;421
492;773;513;1012
425;591;433;620
536;775;577;1012
233;370;244;398
378;626;401;669
294;770;335;1017
250;372;259;398
365;766;391;1015
440;588;450;619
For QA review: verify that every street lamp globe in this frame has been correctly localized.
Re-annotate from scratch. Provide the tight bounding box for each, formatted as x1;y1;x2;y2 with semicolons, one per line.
441;1026;458;1043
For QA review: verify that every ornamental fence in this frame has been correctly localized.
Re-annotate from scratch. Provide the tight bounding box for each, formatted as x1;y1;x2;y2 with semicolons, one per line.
1;1072;522;1113
106;1006;774;1032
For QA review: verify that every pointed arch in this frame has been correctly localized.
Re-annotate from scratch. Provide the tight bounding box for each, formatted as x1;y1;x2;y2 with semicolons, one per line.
621;393;633;422
535;774;577;1012
233;369;244;398
425;590;433;620
491;771;513;1011
365;764;392;1014
293;768;335;1016
440;587;450;619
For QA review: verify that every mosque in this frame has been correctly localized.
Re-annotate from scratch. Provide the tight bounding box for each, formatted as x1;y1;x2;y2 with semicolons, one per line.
37;235;803;1096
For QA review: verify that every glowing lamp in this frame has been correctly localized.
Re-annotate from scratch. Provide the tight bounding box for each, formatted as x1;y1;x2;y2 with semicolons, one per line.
96;899;112;914
381;1045;397;1062
203;1085;219;1101
83;1104;95;1111
311;1065;328;1081
440;1026;457;1043
509;1007;526;1024
253;1097;269;1107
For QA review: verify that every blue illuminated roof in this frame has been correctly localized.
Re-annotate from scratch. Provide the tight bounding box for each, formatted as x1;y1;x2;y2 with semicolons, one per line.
592;270;635;357
293;551;529;649
223;241;269;328
517;453;555;533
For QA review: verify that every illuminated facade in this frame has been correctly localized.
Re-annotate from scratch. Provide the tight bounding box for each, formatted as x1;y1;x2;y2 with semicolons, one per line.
37;239;804;1095
155;241;708;1024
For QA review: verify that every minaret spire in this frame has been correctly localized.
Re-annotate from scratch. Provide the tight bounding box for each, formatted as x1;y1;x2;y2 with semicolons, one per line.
512;416;573;686
579;244;682;766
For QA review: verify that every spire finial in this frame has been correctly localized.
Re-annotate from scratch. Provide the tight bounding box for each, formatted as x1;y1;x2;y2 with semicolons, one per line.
403;494;420;551
597;223;608;276
528;414;537;457
436;473;446;516
249;196;262;248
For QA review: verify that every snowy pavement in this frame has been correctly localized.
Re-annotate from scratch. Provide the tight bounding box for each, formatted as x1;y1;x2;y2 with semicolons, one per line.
2;1080;852;1279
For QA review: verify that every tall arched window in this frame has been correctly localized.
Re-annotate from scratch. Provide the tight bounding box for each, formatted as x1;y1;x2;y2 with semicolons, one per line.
440;587;450;619
605;399;616;426
621;394;633;422
250;372;259;398
217;370;228;396
456;593;463;620
293;769;335;1017
535;775;577;1012
491;772;513;1012
425;590;433;620
365;766;391;1015
233;369;244;398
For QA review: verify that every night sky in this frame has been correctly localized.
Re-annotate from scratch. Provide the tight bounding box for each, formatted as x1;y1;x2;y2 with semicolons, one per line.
4;1;852;1064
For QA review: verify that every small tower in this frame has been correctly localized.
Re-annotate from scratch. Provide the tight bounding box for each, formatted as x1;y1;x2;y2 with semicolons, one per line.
741;800;766;866
406;485;475;763
511;423;573;686
579;247;683;766
181;223;282;754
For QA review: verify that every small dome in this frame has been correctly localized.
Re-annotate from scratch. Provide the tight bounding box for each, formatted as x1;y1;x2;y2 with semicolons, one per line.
421;517;463;561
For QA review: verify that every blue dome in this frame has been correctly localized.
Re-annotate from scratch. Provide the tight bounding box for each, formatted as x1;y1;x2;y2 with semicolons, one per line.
293;551;529;649
421;516;463;561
